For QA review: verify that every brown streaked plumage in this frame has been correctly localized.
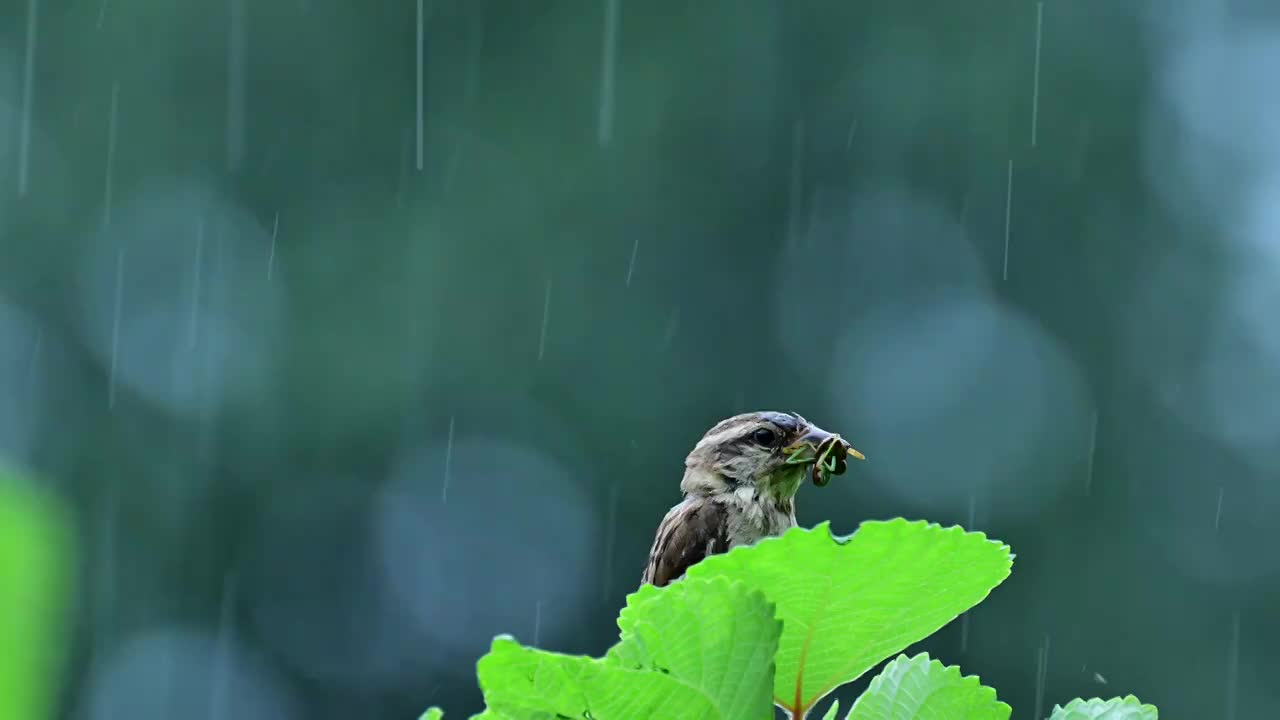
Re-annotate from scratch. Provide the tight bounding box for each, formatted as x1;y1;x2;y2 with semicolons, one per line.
641;411;861;587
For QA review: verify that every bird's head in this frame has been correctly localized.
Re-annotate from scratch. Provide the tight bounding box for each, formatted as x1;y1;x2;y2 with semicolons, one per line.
679;411;864;499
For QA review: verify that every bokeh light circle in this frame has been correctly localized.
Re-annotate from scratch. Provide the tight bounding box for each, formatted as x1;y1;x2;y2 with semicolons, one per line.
374;435;596;664
829;294;1092;519
773;185;991;379
78;627;298;720
75;178;282;420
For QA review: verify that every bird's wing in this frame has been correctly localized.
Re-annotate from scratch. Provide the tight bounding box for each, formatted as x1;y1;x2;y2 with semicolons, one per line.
641;498;730;587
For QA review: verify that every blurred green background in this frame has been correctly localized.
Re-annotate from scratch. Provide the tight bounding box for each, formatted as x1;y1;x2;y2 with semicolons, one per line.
1;0;1278;717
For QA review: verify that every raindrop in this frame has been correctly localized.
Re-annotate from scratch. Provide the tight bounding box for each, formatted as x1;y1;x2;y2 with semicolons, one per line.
226;0;246;171
625;234;639;287
266;213;278;280
441;414;454;503
1003;159;1013;280
188;218;204;350
103;81;118;227
396;129;410;206
464;4;484;106
1085;410;1098;496
1225;610;1240;720
108;248;123;408
0;304;45;463
209;573;239;720
24;326;41;401
90;483;119;659
537;277;551;362
602;480;621;602
1031;1;1044;147
1033;634;1051;720
17;0;37;196
597;0;620;146
1214;486;1225;532
533;600;543;647
959;490;976;654
786;120;804;249
660;307;679;350
415;0;426;171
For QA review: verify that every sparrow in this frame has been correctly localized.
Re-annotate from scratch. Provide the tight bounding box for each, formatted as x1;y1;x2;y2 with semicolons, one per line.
641;411;863;587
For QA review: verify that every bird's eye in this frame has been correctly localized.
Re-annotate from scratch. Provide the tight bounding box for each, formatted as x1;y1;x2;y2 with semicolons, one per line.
751;428;777;447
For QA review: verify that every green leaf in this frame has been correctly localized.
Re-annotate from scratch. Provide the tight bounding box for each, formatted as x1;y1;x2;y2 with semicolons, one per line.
844;653;1010;720
477;636;721;719
609;576;780;719
0;468;73;720
820;698;841;720
1048;696;1158;720
419;709;443;720
476;576;782;719
684;519;1012;714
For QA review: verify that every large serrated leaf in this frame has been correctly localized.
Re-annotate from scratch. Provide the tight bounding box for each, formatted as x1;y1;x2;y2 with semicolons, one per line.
844;653;1010;720
684;519;1012;714
0;468;73;720
610;576;780;719
475;575;782;719
1048;696;1158;720
476;636;722;719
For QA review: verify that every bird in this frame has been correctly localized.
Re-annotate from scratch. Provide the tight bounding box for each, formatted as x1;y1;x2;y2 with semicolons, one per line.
641;411;863;587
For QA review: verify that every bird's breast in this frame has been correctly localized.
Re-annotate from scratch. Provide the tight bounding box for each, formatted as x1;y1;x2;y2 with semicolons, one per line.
723;487;797;548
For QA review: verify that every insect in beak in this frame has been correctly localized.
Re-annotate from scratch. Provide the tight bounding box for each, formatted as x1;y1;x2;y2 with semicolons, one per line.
782;427;865;486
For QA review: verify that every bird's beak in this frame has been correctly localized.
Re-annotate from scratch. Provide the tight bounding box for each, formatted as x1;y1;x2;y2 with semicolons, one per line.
782;425;866;462
785;426;833;454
